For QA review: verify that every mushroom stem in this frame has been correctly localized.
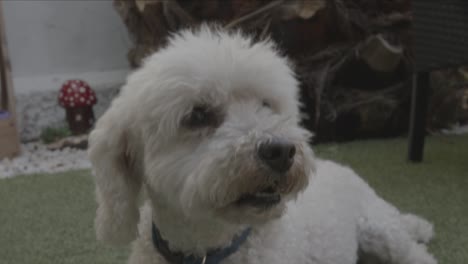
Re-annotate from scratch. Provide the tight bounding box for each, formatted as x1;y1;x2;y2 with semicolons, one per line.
65;106;95;135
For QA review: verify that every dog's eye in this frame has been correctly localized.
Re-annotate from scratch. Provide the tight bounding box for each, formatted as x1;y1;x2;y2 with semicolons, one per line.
183;105;219;128
262;100;272;109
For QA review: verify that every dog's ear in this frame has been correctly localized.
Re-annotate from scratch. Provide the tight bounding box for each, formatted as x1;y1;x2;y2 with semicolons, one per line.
88;109;141;245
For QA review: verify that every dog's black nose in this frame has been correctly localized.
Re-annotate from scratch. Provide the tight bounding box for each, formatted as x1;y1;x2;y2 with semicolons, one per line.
258;139;296;173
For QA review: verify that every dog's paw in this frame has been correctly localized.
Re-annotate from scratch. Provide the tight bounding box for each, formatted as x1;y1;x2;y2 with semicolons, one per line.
409;254;437;264
404;243;438;264
400;213;434;244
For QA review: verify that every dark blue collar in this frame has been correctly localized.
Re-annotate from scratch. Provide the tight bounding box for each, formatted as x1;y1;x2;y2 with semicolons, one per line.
152;223;251;264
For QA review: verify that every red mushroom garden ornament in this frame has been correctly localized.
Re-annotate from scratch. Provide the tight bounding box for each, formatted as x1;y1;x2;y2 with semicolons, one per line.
58;80;97;135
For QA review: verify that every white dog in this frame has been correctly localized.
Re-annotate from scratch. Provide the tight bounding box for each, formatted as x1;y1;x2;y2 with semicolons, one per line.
88;26;437;264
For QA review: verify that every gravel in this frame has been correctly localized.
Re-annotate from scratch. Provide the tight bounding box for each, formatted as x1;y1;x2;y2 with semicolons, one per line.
0;142;91;179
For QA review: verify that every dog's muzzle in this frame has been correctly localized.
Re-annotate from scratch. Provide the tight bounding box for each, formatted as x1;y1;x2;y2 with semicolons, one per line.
235;138;297;209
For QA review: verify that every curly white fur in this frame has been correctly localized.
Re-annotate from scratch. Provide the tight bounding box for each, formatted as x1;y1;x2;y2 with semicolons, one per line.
88;25;437;264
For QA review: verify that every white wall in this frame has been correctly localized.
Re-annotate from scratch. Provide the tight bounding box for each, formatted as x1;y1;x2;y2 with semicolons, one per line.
3;0;132;93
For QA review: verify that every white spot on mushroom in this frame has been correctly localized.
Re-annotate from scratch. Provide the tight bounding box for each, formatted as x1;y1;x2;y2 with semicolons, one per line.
80;97;85;102
79;87;86;93
75;93;79;98
70;102;75;107
68;88;72;93
86;101;91;105
75;114;82;121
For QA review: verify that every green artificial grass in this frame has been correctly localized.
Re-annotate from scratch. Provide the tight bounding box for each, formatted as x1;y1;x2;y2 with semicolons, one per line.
0;134;467;263
0;170;129;264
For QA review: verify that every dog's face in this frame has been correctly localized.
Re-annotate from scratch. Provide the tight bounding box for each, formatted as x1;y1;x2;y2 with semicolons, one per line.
89;27;314;243
131;28;315;224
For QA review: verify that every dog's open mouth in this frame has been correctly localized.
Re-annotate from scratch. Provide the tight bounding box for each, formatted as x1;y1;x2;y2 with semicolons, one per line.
236;186;281;208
